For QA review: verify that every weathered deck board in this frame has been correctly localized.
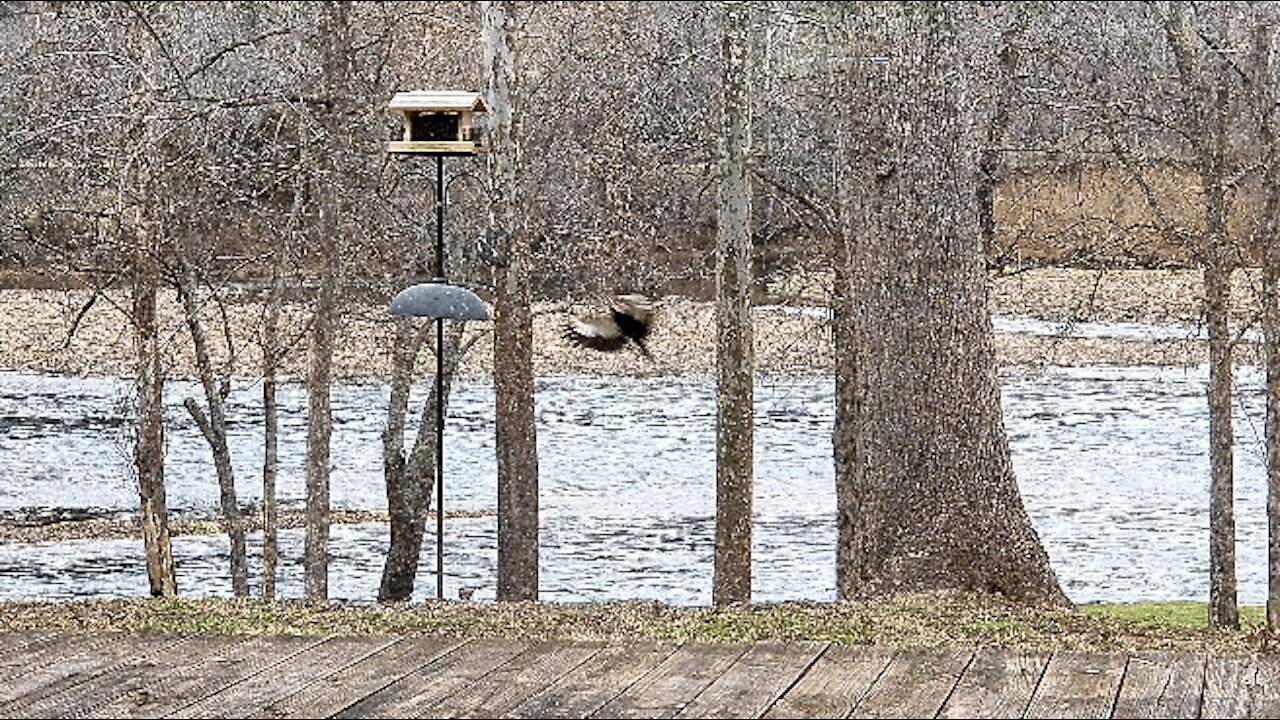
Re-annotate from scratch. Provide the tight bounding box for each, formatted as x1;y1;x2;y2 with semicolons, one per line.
171;636;399;719
673;641;825;720
85;634;325;719
334;638;528;719
0;631;127;688
3;634;242;719
1024;651;1128;719
937;647;1049;719
1248;654;1280;718
248;636;465;719
0;632;188;710
0;630;66;657
419;641;601;718
761;645;894;719
1112;653;1205;719
592;642;749;718
1201;655;1255;719
851;647;973;719
2;632;1278;719
508;641;678;719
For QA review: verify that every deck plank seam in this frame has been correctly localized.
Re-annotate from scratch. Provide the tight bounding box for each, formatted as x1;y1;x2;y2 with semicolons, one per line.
669;643;753;719
1106;653;1133;720
496;642;609;719
271;635;408;718
414;638;543;718
314;636;453;720
581;643;682;720
931;647;979;719
163;634;331;718
843;646;901;719
1176;653;1208;720
758;641;832;719
1016;650;1053;720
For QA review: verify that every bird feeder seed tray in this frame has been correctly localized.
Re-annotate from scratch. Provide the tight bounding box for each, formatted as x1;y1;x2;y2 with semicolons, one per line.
387;90;487;156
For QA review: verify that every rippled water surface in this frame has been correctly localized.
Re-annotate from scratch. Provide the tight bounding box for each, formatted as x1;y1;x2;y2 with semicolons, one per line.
0;366;1269;605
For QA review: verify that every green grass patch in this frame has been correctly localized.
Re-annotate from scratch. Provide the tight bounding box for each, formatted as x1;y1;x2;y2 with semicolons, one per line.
1080;601;1266;632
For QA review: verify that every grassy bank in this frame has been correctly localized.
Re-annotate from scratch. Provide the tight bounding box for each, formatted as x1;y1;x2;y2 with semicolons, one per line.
0;593;1271;655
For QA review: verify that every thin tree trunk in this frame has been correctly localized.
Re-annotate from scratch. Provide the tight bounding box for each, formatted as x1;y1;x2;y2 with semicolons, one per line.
1204;69;1238;629
1158;1;1238;629
132;206;177;598
304;222;336;601
1254;18;1280;635
380;319;465;602
303;0;351;601
1267;255;1280;631
261;261;282;599
484;0;539;602
177;267;248;597
713;0;754;607
1205;187;1238;629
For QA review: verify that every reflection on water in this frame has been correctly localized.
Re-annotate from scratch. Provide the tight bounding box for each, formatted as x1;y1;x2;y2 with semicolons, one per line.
0;367;1269;605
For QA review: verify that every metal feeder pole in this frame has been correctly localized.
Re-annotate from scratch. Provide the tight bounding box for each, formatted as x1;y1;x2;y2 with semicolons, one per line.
434;154;446;601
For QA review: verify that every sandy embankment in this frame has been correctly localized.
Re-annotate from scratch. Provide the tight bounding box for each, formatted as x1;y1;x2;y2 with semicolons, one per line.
0;267;1265;382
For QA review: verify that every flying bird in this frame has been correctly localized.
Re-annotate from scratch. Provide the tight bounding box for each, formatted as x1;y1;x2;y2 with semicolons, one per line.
565;294;654;359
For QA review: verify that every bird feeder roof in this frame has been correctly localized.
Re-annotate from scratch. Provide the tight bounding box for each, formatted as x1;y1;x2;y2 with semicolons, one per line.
388;91;487;113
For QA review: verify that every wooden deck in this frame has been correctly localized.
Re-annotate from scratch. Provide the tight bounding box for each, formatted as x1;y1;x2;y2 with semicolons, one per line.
0;631;1275;718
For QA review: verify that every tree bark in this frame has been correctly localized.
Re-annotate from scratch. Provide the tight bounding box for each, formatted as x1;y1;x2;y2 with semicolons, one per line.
132;205;177;598
833;3;1068;605
379;319;464;602
713;0;754;607
304;198;336;601
1251;18;1280;635
303;0;353;601
484;0;539;602
176;267;248;597
1204;187;1238;630
261;261;282;600
1267;253;1280;631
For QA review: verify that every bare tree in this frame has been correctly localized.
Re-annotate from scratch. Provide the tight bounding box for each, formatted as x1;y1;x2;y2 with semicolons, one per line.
131;203;178;598
1242;12;1280;634
126;9;177;599
713;0;754;606
302;0;358;601
832;3;1068;605
379;317;467;601
176;264;248;597
1095;1;1252;628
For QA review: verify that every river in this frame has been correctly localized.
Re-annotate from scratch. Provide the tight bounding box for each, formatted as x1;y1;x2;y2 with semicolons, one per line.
0;363;1268;606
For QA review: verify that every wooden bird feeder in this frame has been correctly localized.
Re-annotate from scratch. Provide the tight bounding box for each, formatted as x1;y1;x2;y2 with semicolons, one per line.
387;90;487;155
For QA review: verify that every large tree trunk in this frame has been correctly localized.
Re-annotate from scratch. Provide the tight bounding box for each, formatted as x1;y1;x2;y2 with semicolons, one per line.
484;0;539;602
132;206;177;598
176;267;248;597
713;0;754;607
379;319;464;602
833;4;1068;605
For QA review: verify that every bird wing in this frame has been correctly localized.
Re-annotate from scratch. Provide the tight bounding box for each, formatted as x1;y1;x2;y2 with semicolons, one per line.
612;295;652;342
565;314;628;352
